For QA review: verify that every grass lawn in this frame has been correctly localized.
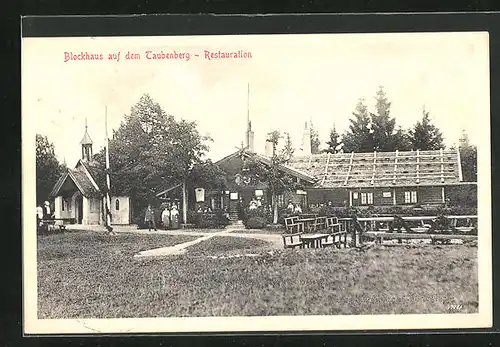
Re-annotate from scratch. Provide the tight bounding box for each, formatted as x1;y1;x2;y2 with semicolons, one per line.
37;231;478;318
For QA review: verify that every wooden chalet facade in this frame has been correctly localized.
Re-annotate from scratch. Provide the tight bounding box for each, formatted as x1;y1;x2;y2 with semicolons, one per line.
286;148;476;208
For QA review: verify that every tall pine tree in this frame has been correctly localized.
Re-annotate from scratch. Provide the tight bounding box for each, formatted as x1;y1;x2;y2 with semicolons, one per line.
370;86;410;151
409;106;444;150
457;130;477;182
282;131;294;162
342;99;374;152
309;121;321;154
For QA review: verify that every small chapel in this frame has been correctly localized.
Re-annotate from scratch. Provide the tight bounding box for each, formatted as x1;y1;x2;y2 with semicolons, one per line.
49;122;132;225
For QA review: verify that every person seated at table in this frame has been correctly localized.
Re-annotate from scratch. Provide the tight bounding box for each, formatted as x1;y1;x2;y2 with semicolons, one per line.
286;200;294;213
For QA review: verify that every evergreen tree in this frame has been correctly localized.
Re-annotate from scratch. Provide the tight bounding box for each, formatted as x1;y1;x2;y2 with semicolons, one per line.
282;132;294;162
370;86;410;151
324;124;342;154
409;106;444;150
310;121;321;154
342;99;374;152
457;130;477;182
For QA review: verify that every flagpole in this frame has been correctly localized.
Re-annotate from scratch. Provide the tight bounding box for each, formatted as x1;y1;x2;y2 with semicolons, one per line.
105;105;112;230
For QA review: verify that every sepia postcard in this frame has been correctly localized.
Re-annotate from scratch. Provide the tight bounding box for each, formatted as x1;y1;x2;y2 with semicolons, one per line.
22;30;492;334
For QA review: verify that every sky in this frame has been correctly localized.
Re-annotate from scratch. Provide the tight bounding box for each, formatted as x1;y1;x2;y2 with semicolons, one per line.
22;32;490;167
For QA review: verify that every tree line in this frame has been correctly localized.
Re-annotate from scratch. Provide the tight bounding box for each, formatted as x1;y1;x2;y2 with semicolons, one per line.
306;86;477;181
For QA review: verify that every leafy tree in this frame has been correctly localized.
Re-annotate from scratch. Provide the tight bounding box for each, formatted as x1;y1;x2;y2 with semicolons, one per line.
342;99;375;152
94;94;219;223
457;130;477;182
282;132;294;162
309;121;321;154
324;124;342;154
370;86;411;151
36;134;66;204
241;130;299;224
409;107;444;150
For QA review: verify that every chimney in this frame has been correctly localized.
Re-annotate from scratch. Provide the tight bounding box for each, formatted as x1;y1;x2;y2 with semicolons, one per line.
265;139;273;157
300;121;311;156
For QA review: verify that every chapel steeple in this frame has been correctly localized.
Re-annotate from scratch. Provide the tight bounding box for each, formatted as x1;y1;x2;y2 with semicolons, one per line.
80;118;93;161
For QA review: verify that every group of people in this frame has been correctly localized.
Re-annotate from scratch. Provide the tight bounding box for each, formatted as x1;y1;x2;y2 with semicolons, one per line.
248;198;263;210
36;201;52;227
286;200;303;214
144;204;180;231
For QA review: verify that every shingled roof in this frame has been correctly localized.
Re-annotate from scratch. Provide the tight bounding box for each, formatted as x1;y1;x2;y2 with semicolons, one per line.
49;159;107;198
287;149;463;188
49;165;102;198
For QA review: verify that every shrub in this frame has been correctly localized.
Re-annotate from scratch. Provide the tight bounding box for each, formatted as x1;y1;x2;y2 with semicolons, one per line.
245;216;267;229
190;209;230;229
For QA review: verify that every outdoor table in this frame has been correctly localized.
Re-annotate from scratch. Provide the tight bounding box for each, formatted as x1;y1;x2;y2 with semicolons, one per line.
300;233;329;248
297;218;316;232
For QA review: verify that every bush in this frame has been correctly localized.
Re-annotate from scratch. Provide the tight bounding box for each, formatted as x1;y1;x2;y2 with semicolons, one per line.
245;216;267;229
190;209;230;229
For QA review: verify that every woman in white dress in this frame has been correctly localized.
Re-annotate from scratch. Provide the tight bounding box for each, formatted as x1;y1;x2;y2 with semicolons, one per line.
170;205;180;229
161;204;171;230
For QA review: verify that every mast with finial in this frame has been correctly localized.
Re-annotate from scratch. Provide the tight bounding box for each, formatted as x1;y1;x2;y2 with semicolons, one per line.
104;105;114;233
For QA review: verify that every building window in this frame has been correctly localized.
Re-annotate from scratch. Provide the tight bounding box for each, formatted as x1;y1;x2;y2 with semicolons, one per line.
277;194;285;207
404;191;418;204
115;199;120;210
360;192;373;205
61;199;65;211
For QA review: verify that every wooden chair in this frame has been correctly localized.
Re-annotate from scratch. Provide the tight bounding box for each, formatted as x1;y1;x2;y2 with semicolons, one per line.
310;216;327;232
284;216;304;234
282;232;305;249
326;217;341;233
322;217;348;248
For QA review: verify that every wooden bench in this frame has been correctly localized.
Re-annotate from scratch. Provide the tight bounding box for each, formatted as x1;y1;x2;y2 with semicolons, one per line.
284;216;305;234
39;218;74;233
282;232;305;249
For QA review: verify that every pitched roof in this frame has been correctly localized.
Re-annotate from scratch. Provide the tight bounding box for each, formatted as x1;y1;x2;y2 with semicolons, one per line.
49;166;102;198
78;159;106;191
287;149;463;188
215;149;316;183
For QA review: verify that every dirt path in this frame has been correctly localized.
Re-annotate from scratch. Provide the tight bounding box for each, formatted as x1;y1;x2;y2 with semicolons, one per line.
131;223;283;257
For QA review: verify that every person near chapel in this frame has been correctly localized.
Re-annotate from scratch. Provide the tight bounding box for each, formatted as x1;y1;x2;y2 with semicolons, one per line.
36;205;43;226
286;200;295;213
43;201;52;219
144;205;157;231
161;204;171;230
170;204;180;229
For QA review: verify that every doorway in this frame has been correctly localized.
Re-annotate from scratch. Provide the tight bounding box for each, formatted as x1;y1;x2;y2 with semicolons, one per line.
76;195;83;224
